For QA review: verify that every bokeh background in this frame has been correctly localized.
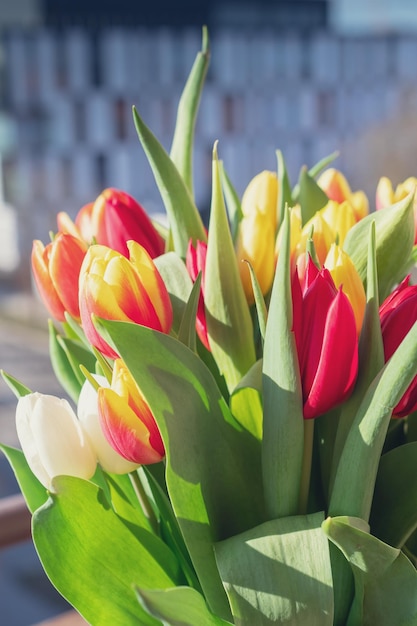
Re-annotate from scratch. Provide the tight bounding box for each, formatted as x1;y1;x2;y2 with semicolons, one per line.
1;0;417;290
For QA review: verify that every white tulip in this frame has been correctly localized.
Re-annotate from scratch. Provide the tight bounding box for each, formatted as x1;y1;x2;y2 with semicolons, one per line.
78;377;140;475
16;392;97;491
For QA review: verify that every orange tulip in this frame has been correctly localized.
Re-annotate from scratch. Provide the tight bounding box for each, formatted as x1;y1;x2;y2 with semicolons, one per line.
32;233;88;321
318;168;368;221
79;241;173;359
98;359;164;465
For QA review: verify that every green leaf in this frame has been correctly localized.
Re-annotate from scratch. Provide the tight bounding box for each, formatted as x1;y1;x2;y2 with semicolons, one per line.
219;160;242;243
297;166;329;226
277;149;293;226
136;586;232;626
292;151;339;201
1;369;32;398
323;515;417;626
95;318;265;621
343;192;415;301
0;444;47;513
370;442;417;548
170;26;210;197
177;272;201;351
329;316;417;523
230;359;263;440
33;476;182;626
244;261;267;344
48;321;82;402
204;143;256;393
215;512;333;626
133;107;206;258
262;207;304;519
154;251;193;333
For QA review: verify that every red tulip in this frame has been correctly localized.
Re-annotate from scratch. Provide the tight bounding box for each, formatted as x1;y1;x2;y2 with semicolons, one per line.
58;188;165;258
292;255;359;419
79;241;173;359
380;276;417;417
32;233;88;321
98;359;164;465
186;239;210;351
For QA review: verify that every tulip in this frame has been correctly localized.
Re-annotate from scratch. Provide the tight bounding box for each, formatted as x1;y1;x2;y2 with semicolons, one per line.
79;241;173;359
78;377;140;474
324;243;366;334
58;188;165;258
16;392;97;491
376;176;417;244
32;233;88;321
236;170;278;303
380;276;417;417
292;255;359;419
317;167;368;221
97;359;164;465
320;200;356;247
186;239;210;350
294;210;334;268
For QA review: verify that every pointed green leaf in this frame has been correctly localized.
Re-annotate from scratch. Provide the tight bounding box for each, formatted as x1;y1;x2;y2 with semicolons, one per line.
262;207;304;519
220;160;242;242
48;321;83;402
215;512;333;626
33;476;182;626
292;151;340;201
230;359;263;440
133;107;206;258
0;444;47;513
244;260;267;344
204;143;256;393
277;149;293;226
136;586;232;626
177;272;201;350
370;442;417;548
329;317;417;522
343;192;415;301
154;251;193;333
298;166;329;226
323;515;417;626
170;26;210;196
95;318;265;621
1;369;32;398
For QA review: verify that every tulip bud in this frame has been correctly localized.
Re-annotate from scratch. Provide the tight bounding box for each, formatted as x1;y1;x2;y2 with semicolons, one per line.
318;167;369;221
292;256;359;418
77;377;140;474
58;188;165;259
32;233;88;321
79;241;173;359
376;176;417;244
324;243;366;334
380;276;417;417
320;200;356;247
294;211;334;267
186;239;210;350
236;171;278;303
16;393;97;491
98;359;164;465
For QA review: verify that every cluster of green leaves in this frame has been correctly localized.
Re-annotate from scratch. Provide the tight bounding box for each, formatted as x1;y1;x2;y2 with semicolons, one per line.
3;26;417;626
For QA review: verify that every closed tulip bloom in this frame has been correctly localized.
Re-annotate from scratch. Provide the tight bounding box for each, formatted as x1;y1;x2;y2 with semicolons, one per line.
294;211;334;267
318;168;368;221
78;377;140;474
292;256;359;419
186;239;210;350
16;393;97;491
320;200;356;247
32;233;88;321
58;188;165;258
324;243;366;334
380;276;417;417
236;170;278;303
376;176;417;243
79;241;173;359
98;359;164;465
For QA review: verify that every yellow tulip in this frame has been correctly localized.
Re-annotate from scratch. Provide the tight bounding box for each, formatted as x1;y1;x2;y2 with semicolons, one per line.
320;200;356;247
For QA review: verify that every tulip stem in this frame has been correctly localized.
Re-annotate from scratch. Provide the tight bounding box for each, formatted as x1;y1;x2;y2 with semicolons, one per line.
129;470;159;535
298;419;315;515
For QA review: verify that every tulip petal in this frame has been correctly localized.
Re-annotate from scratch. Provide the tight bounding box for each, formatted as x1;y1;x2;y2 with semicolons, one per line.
32;241;66;321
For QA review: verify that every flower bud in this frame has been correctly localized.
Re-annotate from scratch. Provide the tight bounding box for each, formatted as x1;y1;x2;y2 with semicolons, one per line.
16;393;97;491
79;241;173;359
186;239;210;350
320;200;356;247
318;167;368;221
98;359;164;465
32;233;88;321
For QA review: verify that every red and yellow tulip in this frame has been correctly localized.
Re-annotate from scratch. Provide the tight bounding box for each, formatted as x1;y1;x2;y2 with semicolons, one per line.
79;241;173;359
317;167;368;222
32;233;88;321
58;188;165;258
98;359;164;464
186;239;210;350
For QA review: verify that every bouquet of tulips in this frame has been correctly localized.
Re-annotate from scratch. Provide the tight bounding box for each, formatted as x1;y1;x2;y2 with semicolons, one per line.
3;28;417;626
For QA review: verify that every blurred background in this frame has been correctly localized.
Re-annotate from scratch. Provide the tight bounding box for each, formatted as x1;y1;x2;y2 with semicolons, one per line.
1;0;417;290
1;1;417;624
